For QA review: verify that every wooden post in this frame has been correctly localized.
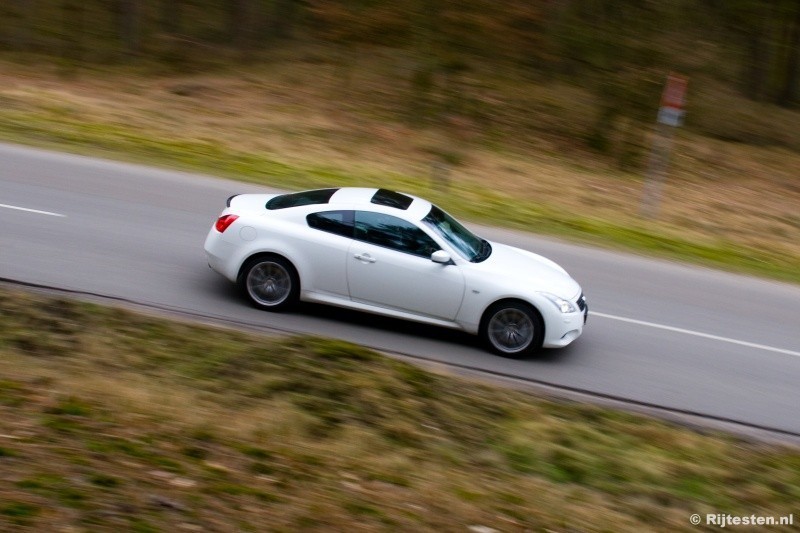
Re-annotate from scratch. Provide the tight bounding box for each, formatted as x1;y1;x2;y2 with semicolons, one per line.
639;73;687;219
640;122;676;218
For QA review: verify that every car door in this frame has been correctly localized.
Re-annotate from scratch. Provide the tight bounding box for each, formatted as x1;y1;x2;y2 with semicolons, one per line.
347;210;465;320
302;209;354;298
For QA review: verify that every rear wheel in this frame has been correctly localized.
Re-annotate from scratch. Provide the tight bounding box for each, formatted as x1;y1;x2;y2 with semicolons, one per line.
239;255;299;311
480;301;544;358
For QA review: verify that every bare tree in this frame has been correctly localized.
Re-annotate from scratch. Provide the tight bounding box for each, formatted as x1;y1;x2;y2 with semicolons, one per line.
269;0;300;40
229;0;254;50
116;0;141;57
60;0;85;62
161;0;182;34
778;2;800;106
11;0;35;51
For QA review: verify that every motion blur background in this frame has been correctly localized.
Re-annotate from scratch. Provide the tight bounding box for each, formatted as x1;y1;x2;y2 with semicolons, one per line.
3;1;799;141
1;0;799;279
2;4;800;531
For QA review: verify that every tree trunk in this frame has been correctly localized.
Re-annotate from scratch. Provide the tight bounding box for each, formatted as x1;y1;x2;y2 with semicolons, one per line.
117;0;141;56
737;0;777;102
778;3;800;106
11;0;34;51
61;0;84;62
744;32;769;101
270;0;298;40
229;0;253;50
161;0;181;34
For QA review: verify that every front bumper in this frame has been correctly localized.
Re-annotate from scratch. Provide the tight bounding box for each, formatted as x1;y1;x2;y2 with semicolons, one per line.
542;292;587;348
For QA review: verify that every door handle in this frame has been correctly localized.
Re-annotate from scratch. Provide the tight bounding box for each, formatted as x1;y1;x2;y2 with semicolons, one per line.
354;253;376;263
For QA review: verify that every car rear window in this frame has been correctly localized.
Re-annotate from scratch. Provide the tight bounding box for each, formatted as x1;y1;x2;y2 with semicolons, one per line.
266;188;339;210
307;210;354;238
370;189;413;210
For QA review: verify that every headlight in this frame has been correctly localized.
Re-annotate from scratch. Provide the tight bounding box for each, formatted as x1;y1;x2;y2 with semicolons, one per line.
539;292;577;313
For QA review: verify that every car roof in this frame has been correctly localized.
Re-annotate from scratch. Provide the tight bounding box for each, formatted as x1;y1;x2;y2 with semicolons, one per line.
328;188;432;220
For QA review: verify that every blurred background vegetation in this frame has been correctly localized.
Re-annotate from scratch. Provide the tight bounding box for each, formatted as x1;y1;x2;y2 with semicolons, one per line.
1;0;799;164
2;7;799;528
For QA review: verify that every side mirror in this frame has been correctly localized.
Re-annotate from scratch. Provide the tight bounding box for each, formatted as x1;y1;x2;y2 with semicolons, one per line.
431;250;452;264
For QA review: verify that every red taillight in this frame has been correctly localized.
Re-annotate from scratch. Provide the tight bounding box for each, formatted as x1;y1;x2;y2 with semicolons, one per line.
215;214;239;233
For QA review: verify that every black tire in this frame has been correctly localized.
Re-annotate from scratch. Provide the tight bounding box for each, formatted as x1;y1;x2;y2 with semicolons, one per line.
480;301;544;358
238;254;299;311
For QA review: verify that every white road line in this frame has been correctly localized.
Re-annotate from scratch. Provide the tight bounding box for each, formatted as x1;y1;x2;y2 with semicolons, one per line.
0;203;66;217
593;311;800;357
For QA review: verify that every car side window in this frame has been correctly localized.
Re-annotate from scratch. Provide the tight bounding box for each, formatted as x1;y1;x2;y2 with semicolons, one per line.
354;211;439;258
306;210;354;238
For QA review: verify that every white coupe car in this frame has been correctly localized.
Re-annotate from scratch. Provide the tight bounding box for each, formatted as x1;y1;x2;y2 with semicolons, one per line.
204;187;587;357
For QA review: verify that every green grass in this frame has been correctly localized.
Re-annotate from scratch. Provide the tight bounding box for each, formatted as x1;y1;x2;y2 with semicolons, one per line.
1;502;41;527
1;286;799;531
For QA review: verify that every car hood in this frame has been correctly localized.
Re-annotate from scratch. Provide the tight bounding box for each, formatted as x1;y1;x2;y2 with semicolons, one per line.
478;242;581;299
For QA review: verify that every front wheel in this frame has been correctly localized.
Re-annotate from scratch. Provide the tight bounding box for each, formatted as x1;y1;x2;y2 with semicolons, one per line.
239;255;299;311
480;301;544;358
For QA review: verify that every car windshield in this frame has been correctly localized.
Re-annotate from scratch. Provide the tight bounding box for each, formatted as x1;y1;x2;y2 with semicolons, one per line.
422;205;490;262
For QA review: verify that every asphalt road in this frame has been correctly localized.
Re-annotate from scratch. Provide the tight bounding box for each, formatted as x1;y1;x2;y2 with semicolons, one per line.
2;142;799;435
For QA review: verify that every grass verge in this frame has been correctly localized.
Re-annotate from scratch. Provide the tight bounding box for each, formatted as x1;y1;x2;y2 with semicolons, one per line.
1;287;798;531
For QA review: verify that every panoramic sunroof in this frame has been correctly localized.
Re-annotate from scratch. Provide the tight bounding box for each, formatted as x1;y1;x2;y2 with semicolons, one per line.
266;188;339;210
370;189;413;210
